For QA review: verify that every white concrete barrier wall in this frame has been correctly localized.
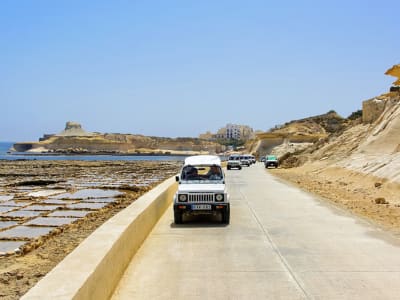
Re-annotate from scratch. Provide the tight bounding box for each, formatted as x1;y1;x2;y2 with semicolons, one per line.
22;176;178;300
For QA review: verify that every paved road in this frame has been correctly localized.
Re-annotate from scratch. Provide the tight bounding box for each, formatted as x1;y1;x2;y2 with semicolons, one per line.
112;163;400;299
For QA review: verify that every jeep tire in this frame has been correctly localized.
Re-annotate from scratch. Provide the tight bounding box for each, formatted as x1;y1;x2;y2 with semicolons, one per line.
221;208;230;225
174;210;183;224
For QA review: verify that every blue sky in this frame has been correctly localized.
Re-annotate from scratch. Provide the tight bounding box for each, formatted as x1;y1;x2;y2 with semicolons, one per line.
1;0;399;141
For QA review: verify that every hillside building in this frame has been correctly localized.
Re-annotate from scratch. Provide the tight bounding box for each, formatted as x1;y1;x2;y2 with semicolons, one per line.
201;124;254;141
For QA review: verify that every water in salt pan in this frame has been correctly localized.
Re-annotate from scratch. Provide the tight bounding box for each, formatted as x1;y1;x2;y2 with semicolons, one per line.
53;189;122;199
48;210;91;218
15;187;35;192
0;206;15;213
82;197;116;203
28;190;67;197
0;201;30;207
24;205;63;211
4;210;43;218
0;226;53;239
0;221;19;230
0;195;14;202
66;202;109;210
42;199;78;205
0;241;26;253
25;217;79;227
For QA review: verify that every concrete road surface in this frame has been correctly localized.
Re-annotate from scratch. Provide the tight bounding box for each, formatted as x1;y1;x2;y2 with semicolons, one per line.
112;163;400;299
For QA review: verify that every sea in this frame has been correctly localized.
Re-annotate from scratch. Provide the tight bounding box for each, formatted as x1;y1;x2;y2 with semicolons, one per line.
0;141;185;161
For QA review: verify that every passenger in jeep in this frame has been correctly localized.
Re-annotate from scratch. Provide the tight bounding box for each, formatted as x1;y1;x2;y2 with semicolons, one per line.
206;165;222;180
185;167;198;180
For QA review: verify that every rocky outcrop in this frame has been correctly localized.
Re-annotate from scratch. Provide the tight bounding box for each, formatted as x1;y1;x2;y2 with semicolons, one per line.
12;122;224;155
253;111;341;157
275;90;400;182
385;64;400;86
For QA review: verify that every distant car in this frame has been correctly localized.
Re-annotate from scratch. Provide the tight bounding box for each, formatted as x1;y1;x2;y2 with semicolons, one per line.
260;156;266;162
243;154;255;165
240;155;251;167
264;155;279;168
227;155;242;170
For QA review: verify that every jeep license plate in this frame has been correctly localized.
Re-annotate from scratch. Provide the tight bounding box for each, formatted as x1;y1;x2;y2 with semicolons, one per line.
192;204;212;210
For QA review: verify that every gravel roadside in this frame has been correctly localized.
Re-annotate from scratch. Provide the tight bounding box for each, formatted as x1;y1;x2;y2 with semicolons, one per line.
270;165;400;237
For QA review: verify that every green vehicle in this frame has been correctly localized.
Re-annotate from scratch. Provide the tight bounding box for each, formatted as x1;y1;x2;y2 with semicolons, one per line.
264;155;278;168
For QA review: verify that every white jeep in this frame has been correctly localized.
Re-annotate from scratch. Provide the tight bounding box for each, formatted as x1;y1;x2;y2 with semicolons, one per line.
173;155;230;224
227;155;242;170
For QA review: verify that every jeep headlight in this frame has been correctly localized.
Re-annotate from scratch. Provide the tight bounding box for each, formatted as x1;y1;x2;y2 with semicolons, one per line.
215;194;224;202
178;194;188;202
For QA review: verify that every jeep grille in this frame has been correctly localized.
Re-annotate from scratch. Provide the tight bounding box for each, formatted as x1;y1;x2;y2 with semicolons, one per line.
188;193;215;203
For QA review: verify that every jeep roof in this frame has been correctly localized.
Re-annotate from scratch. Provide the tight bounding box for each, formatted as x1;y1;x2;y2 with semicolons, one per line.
184;155;221;166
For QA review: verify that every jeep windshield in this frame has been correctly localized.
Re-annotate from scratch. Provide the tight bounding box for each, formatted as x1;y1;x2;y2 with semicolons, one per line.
180;165;223;182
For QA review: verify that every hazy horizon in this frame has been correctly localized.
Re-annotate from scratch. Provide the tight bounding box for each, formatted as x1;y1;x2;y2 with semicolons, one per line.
1;1;399;141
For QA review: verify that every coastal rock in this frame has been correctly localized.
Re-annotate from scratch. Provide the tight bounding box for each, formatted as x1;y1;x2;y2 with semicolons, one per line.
12;122;224;155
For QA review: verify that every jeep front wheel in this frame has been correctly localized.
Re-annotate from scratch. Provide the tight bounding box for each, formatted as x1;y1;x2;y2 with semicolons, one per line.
221;209;230;225
174;211;183;224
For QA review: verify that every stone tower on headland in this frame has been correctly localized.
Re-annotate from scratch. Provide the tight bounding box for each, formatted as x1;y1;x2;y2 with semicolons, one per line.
56;121;95;137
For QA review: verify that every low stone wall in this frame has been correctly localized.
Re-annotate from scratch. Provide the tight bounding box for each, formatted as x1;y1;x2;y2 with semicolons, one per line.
21;177;178;300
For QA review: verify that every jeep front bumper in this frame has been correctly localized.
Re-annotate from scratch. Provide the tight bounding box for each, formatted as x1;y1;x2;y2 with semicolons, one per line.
174;203;230;214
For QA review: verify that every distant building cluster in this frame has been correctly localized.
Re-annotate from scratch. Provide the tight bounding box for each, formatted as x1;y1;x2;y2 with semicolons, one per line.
199;123;255;141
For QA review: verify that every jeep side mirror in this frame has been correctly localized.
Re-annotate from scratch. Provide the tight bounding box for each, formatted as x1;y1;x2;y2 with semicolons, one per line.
175;175;180;182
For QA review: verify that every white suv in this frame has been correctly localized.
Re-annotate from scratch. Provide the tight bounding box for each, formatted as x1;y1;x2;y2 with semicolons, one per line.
227;155;242;170
173;155;230;224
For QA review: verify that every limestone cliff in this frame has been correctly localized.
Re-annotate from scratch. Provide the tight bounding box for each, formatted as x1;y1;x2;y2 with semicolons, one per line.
274;87;400;182
253;111;346;158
